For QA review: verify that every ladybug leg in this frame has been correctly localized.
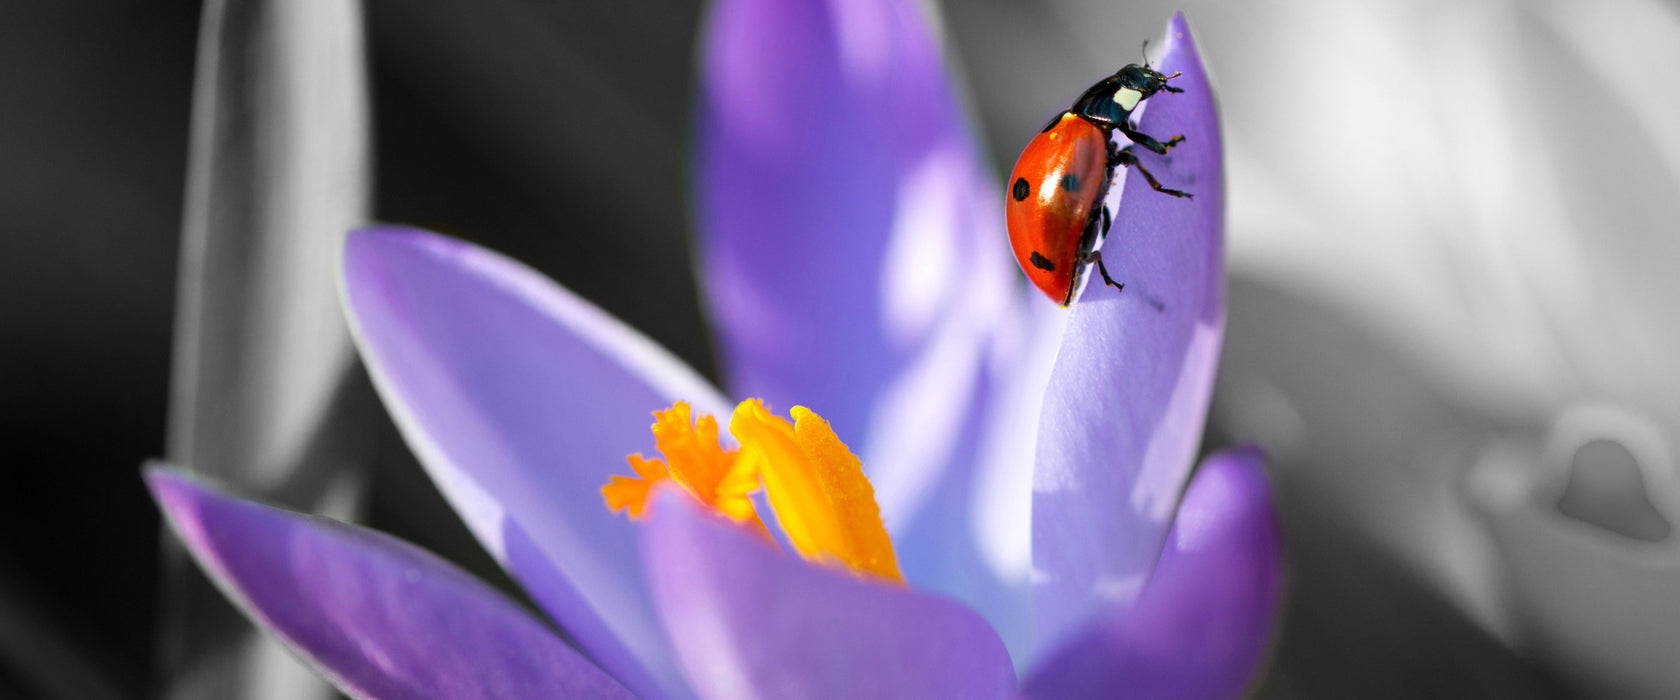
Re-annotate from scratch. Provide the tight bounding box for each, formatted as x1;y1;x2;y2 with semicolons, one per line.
1100;205;1112;238
1086;250;1170;310
1113;146;1192;199
1082;249;1125;293
1118;122;1185;155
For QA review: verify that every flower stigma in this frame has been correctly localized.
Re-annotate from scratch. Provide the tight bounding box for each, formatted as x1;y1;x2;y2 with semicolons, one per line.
603;400;904;584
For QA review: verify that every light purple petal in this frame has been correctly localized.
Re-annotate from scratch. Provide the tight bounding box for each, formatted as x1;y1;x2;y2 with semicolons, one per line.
1031;13;1227;651
1023;447;1284;698
146;467;633;700
694;0;1017;523
640;486;1016;699
342;225;729;699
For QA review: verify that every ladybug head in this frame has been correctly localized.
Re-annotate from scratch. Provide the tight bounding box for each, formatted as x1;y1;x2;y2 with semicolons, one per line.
1115;63;1183;96
1070;63;1184;127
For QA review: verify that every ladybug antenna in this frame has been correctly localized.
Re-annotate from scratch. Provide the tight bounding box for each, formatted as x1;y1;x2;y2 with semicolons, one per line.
1159;69;1185;93
1141;39;1152;68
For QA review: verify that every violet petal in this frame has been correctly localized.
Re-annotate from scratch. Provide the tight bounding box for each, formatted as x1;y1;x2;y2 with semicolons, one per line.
640;487;1016;699
342;225;729;699
1023;447;1284;698
146;467;634;700
694;0;1017;529
1031;13;1227;651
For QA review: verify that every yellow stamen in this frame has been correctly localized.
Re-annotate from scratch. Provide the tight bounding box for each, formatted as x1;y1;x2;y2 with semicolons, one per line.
602;399;903;584
731;400;903;584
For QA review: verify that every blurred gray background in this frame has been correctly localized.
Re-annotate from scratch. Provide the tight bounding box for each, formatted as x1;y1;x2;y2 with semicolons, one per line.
2;0;1675;698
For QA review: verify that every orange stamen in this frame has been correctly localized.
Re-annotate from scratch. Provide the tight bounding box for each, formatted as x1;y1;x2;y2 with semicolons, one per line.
602;399;904;584
600;402;765;532
600;454;667;518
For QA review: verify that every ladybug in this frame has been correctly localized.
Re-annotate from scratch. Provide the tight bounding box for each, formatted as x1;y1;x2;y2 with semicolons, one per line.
1006;61;1191;306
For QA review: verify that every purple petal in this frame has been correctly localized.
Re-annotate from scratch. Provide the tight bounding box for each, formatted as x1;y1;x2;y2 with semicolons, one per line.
1031;13;1227;650
640;486;1016;699
694;0;1016;523
1023;447;1284;698
343;225;729;699
146;467;633;700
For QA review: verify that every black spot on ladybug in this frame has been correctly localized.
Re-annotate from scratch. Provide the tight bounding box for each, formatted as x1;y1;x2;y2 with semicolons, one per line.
1012;178;1030;201
1059;173;1079;192
1030;251;1055;271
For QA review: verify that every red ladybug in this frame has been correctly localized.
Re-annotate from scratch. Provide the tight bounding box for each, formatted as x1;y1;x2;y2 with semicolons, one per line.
1006;62;1190;306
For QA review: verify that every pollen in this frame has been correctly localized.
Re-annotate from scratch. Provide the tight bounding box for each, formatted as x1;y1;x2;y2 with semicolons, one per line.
603;399;903;584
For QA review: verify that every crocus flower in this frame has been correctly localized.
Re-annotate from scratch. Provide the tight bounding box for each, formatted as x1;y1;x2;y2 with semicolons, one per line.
149;4;1283;698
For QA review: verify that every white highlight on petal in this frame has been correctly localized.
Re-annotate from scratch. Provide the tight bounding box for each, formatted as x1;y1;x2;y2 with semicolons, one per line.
1091;573;1146;605
881;148;962;345
972;302;1067;581
870;144;1015;533
828;0;893;88
1131;322;1222;522
866;309;985;533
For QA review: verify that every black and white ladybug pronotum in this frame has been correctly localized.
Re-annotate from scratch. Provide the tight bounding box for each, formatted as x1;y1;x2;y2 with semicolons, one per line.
1005;60;1191;306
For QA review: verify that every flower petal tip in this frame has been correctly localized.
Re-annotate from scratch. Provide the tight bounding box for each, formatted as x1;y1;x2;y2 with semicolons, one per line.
1169;11;1190;34
144;465;212;552
1176;446;1282;557
145;465;637;700
1022;447;1284;699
